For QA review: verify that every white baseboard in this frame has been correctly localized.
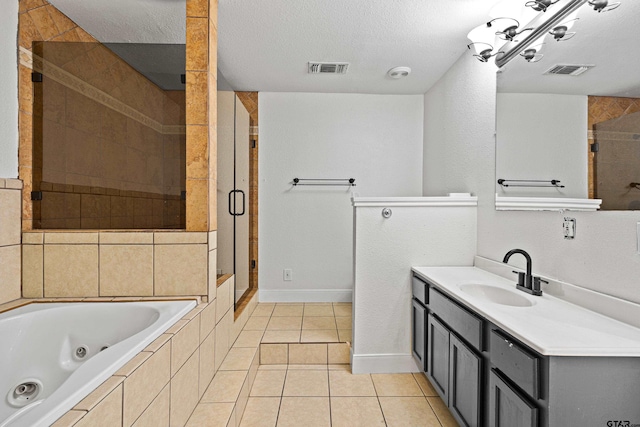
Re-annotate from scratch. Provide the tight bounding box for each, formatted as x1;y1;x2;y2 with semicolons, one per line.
258;289;352;303
351;353;421;374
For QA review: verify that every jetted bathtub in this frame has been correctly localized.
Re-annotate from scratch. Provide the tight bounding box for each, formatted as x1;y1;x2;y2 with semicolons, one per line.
0;300;196;427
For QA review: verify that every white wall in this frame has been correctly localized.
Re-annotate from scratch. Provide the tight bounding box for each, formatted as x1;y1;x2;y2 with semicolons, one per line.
424;52;640;305
496;93;587;198
259;92;424;301
352;200;477;373
0;3;19;178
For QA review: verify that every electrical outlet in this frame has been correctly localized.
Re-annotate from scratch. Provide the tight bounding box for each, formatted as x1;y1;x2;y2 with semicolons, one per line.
563;217;576;239
283;269;292;281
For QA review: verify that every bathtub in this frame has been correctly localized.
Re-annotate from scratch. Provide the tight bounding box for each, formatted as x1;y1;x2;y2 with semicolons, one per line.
0;300;196;427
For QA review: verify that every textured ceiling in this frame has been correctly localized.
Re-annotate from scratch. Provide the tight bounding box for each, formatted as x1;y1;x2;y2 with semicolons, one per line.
47;0;638;97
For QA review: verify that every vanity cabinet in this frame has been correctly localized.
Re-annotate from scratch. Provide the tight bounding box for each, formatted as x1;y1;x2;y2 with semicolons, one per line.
411;275;428;370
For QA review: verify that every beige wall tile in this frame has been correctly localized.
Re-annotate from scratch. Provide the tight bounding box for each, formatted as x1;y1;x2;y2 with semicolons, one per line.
289;344;328;365
216;278;230;324
154;244;207;296
132;384;170;427
200;301;217;341
51;410;87;427
244;316;268;331
330;397;385;427
239;397;280;427
123;343;170;426
99;232;154;245
171;315;201;376
301;330;338;343
22;232;44;244
45;232;99;244
261;330;300;343
185;403;234;427
277;397;330;427
208;230;217;250
44;245;99;297
207;248;217;302
0;246;21;304
0;189;21;247
75;384;123;427
214;312;230;372
22;244;43;298
283;370;329;397
170;350;200;427
199;328;216;398
249;370;286;397
4;179;21;189
74;376;124;411
260;344;288;365
235;374;250;427
233;330;263;348
328;343;350;364
378;397;440;426
154;231;207;244
100;245;153;296
144;334;172;353
201;370;247;403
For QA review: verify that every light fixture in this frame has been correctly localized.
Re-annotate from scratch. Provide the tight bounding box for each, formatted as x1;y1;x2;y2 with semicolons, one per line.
467;0;621;68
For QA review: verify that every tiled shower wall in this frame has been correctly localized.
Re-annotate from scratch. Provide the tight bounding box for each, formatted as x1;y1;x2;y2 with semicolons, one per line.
0;180;22;305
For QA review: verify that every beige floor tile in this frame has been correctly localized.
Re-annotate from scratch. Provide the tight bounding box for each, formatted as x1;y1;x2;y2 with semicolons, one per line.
328;343;350;364
185;402;234;427
379;397;441;427
414;372;438;396
267;316;302;331
245;316;270;331
286;364;328;370
302;317;336;330
329;370;376;396
219;347;257;371
334;317;352;330
427;396;459;427
283;370;329;397
337;329;352;342
239;397;281;427
288;343;328;364
303;304;334;317
276;397;330;427
301;329;339;343
371;373;423;396
234;330;264;348
201;371;247;403
332;305;352;317
250;370;287;397
328;364;351;371
260;344;288;365
258;364;288;370
261;330;301;343
330;397;386;427
272;304;303;317
252;304;276;317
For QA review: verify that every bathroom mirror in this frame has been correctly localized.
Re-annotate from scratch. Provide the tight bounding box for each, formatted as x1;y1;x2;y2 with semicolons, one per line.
495;1;640;210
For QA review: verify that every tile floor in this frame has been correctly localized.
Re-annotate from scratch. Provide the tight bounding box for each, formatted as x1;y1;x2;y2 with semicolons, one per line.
241;365;457;427
186;302;457;427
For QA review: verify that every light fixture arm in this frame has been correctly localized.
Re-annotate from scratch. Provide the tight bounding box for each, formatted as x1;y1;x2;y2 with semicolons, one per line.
495;0;588;68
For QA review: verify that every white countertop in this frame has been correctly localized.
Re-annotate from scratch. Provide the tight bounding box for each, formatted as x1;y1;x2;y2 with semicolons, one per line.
412;266;640;357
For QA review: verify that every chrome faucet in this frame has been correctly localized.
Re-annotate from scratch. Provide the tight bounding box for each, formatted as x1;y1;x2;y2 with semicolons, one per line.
502;249;545;296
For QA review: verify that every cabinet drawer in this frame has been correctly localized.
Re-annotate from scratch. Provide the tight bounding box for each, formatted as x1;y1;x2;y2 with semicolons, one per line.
490;329;540;399
429;287;483;351
412;275;428;305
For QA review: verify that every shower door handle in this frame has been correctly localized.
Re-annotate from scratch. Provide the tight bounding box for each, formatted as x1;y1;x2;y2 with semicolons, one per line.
228;189;246;216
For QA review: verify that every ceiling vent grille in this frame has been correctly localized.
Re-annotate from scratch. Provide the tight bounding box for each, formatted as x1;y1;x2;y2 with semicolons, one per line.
543;64;595;76
308;62;349;74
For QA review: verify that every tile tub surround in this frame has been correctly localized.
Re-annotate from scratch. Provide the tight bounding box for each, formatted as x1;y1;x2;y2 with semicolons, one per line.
50;277;258;427
22;231;210;299
0;179;23;305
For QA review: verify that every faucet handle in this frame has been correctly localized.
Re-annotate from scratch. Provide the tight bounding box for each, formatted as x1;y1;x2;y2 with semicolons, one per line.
511;270;526;286
532;277;547;295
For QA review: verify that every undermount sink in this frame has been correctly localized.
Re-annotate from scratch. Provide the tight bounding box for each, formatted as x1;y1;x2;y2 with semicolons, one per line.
459;284;535;307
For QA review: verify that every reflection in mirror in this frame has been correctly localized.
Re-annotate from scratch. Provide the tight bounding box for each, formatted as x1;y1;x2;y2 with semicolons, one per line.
495;0;640;210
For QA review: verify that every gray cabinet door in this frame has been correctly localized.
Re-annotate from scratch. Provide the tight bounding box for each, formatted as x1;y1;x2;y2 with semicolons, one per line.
489;369;538;427
449;334;482;427
412;299;426;371
427;313;450;402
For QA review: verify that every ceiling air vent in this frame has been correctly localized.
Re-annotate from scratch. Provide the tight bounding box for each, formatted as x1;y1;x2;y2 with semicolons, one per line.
308;62;349;74
543;64;595;76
